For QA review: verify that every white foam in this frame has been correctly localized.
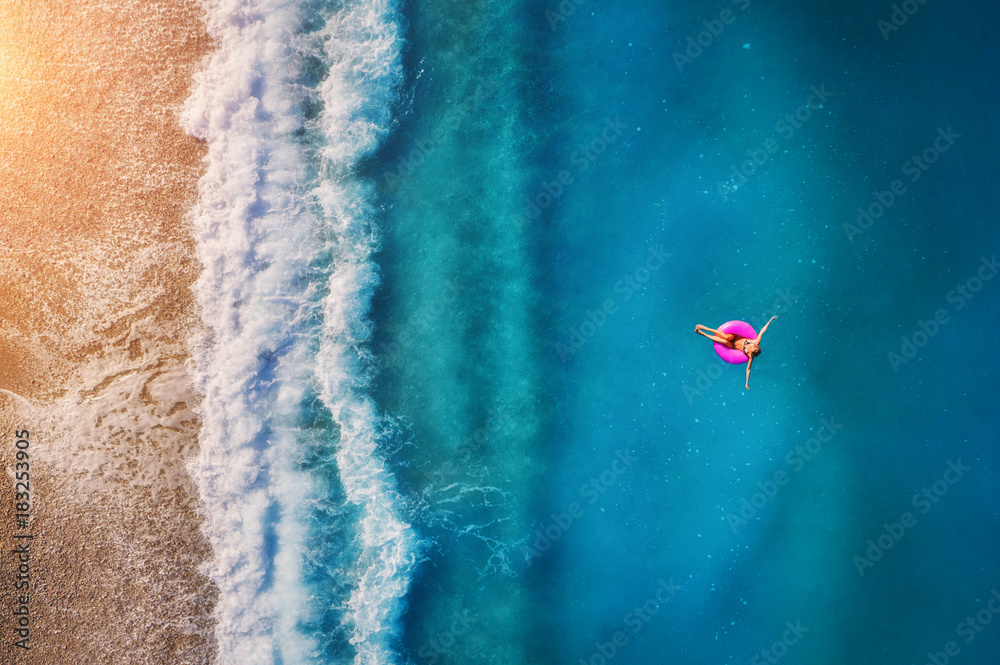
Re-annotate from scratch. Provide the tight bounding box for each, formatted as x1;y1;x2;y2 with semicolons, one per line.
182;0;415;663
312;2;421;663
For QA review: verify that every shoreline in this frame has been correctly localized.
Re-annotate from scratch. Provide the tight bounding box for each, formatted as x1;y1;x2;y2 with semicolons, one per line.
0;2;217;662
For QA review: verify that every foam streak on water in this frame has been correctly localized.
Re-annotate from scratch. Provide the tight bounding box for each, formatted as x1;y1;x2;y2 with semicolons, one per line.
182;0;414;663
312;2;420;664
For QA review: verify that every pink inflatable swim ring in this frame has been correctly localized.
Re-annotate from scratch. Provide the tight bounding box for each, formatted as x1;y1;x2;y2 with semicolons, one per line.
713;320;757;364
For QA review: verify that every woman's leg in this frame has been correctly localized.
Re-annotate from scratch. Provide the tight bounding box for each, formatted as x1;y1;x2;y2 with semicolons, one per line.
695;328;734;346
696;324;731;337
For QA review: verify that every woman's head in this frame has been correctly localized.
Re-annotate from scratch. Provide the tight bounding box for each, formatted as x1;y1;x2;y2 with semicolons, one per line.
746;341;761;357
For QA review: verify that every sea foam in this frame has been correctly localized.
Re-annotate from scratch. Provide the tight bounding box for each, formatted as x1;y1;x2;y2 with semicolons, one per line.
182;0;414;663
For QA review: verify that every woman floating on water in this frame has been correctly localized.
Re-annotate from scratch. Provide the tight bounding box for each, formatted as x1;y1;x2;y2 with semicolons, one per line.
694;316;777;390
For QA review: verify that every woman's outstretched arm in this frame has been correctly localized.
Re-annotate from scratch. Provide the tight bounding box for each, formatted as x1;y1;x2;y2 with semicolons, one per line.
756;315;777;342
745;355;754;390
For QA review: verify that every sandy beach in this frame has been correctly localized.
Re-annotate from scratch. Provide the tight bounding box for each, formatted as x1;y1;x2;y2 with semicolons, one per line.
0;2;217;662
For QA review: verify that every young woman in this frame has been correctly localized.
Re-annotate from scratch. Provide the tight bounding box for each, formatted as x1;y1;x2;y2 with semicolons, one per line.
694;316;777;390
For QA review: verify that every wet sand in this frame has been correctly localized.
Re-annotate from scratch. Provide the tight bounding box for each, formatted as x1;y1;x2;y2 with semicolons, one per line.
0;2;217;662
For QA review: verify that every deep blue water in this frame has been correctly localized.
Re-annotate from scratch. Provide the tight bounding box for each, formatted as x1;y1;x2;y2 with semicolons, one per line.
185;0;1000;663
370;1;1000;664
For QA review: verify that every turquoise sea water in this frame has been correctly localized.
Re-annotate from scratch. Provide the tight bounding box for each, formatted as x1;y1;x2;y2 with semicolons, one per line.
186;0;1000;663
